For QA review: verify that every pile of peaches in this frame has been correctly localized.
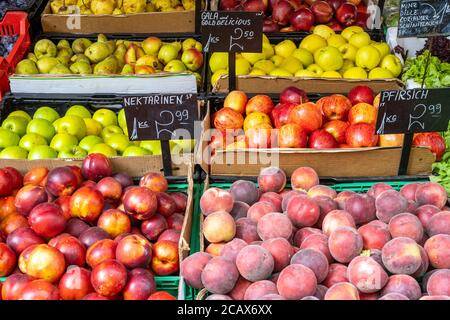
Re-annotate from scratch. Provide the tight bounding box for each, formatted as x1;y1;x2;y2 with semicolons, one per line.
0;154;188;300
182;166;450;300
210;86;446;161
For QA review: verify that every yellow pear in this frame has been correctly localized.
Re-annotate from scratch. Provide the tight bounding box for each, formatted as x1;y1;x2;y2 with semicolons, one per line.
85;42;111;63
339;59;355;74
295;69;317;78
90;0;115;14
51;0;65;14
313;25;335;40
94;56;119;75
306;64;324;76
70;60;93;74
122;0;146;13
343;67;368;79
121;64;134;74
327;34;347;48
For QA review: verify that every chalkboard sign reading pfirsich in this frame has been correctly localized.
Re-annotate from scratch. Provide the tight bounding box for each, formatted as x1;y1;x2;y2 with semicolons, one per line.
375;88;449;135
398;0;450;38
123;94;198;141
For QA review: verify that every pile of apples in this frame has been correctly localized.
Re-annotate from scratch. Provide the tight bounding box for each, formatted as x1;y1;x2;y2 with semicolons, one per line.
219;0;369;32
209;26;402;86
0;104;194;160
50;0;196;14
182;165;450;300
210;86;446;160
0;153;188;300
15;35;203;80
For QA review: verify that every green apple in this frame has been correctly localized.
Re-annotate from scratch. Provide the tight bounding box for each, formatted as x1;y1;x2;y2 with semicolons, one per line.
122;145;151;156
140;140;162;155
65;105;92;119
371;42;390;59
54;115;87;140
2;116;29;137
105;133;131;154
26;118;56;143
0;128;20;149
355;45;381;70
101;125;123;140
338;44;358;62
19;133;48;151
349;32;371;49
158;44;180;65
274;40;296;58
79;135;104;153
314;46;343;71
306;64;324;76
8;110;32;122
343;67;368;79
84;118;103;136
0;146;28;159
294;69;317;77
58;146;87;159
169;139;195;154
368;67;394;79
33;106;60;123
291;49;314;68
93;109;118;127
118;108;127;131
89;143;117;157
28;145;58;160
280;57;303;74
50;133;78;152
380;54;402;77
269;68;293;77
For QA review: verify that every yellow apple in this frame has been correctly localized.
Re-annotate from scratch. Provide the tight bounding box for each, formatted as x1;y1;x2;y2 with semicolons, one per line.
343;67;368;79
306;64;324;76
314;46;343;71
299;34;327;54
355;45;381;70
341;26;364;41
327;34;347;48
280;56;303;74
313;25;335;40
368;67;394;79
322;71;342;78
291;48;314;67
338;44;358;61
371;42;390;59
254;60;275;74
295;69;317;77
84;118;103;136
270;55;285;67
269;68;293;77
349;32;371;48
274;40;297;58
339;59;355;74
380;54;402;77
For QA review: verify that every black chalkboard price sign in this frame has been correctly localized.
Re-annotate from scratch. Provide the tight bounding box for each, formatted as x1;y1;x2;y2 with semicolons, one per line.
375;88;449;134
201;11;264;53
398;0;450;38
123;94;198;141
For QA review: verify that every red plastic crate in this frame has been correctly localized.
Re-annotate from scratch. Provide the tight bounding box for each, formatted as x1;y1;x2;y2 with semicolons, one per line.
0;58;9;100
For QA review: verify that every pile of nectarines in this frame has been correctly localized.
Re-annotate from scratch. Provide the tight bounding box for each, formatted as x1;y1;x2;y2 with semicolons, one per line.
182;166;450;300
0;154;187;300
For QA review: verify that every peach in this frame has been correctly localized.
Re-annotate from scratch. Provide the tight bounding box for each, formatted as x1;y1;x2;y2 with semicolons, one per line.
347;256;388;293
293;227;322;247
281;190;306;211
322;210;356;236
221;238;247;263
206;294;232;300
375;190;408;223
381;237;422;275
328;227;363;263
247;201;277;222
360;292;380;300
344;194;376;225
203;211;236;243
206;243;225;256
230;180;259;205
367;183;393;199
313;197;338;229
260;294;286;300
257;212;293;240
380;275;421;300
230;201;249;220
291;248;329;283
335;190;356;209
314;284;328;300
261;238;295;272
287;195;320;227
406;200;418;213
424;234;450;269
86;239;117;268
415;204;440;229
415;182;447;209
116;234;152;269
378;293;409;300
258;167;286;193
244;280;278;300
180;252;212;289
411;245;429;278
307;185;337;199
19;244;65;283
324;282;360;300
388;213;423;242
422;270;439;293
300;234;333;263
229;277;252;300
236;245;274;282
358;221;391;250
400;183;420;202
291;167;319;191
200;188;234;216
235;217;260;243
426;211;450;236
427;269;450;296
277;264;317;300
201;257;239;294
420;295;450;300
259;192;282;212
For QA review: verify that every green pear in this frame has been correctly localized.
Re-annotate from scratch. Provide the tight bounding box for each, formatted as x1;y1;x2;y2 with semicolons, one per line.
72;38;93;54
114;44;127;68
34;39;57;59
85;42;111;63
27;53;38;63
121;64;134;74
56;48;73;66
36;57;60;74
70;60;93;74
49;64;72;74
71;54;90;64
57;40;71;50
94;56;118;75
15;59;39;75
97;34;109;43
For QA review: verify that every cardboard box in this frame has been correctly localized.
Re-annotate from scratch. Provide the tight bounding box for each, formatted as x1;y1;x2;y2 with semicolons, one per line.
41;3;195;34
212;75;405;94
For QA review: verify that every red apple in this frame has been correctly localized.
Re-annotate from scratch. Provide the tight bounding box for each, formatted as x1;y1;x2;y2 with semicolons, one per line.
116;234;152;269
413;132;446;161
308;129;339;149
271;102;296;129
280;86;309;105
263;19;281;32
289;102;323;133
272;0;294;26
140;172;168;193
28;203;66;238
355;11;368;28
323;120;349;144
327;0;345;11
123;186;158;220
151;240;179;276
123;268;156;300
317;94;352;121
81;153;113;182
327;18;343;31
6;227;44;254
141;214;168;241
246;95;275;115
58;266;94;300
70;186;104;223
278;123;308;148
336;3;357;26
14;185;48;217
348;102;377;126
48;233;86;267
90;259;127;297
220;0;240;10
345;123;378;147
224;91;248;114
348;86;374;105
243;0;265;12
290;8;315;31
311;1;333;23
246;127;276;148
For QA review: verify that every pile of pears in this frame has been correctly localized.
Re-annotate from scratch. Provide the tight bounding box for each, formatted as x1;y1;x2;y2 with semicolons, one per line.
209;25;403;86
15;34;204;82
50;0;197;14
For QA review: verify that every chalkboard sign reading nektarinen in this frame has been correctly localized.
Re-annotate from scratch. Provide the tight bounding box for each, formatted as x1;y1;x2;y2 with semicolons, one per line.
398;0;450;38
375;88;449;135
201;11;263;53
123;94;198;141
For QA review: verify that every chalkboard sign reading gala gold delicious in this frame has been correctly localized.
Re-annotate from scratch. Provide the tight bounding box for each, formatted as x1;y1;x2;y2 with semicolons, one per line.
123;94;198;141
376;88;449;134
398;0;450;37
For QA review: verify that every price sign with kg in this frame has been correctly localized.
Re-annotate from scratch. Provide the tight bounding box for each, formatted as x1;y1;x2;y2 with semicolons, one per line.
375;88;450;135
201;11;263;53
123;94;198;141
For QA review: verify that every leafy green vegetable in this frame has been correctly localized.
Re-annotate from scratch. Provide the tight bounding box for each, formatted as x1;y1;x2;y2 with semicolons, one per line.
402;51;450;88
432;122;450;195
